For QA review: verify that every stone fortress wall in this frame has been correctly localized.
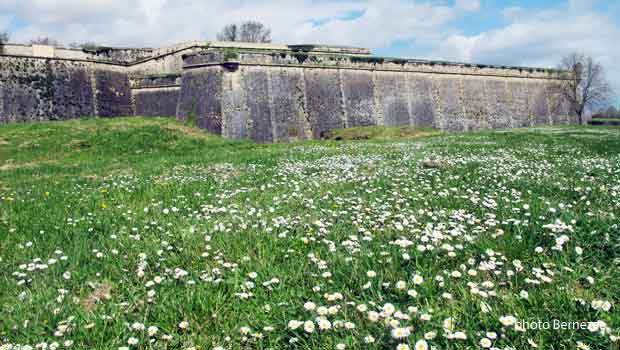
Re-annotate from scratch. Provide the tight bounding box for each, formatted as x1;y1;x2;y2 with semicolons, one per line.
0;41;205;122
0;41;575;140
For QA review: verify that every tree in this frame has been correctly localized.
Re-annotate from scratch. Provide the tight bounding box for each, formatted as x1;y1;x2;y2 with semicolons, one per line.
29;37;61;46
69;42;100;51
217;24;239;42
0;31;8;54
558;53;611;124
605;106;618;118
239;21;271;43
216;21;271;43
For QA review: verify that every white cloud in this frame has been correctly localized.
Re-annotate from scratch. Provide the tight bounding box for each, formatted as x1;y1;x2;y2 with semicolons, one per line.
434;2;619;100
456;0;480;12
568;0;598;11
0;0;367;46
293;0;458;48
0;0;474;50
501;6;525;21
435;6;618;66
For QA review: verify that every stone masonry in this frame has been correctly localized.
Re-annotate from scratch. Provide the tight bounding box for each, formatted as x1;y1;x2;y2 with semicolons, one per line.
0;41;575;141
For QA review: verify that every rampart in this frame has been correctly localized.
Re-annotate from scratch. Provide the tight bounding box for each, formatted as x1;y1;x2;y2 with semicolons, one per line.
0;41;575;140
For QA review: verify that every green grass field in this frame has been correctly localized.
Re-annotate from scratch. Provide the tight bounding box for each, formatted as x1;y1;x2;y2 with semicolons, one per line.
1;117;619;350
592;117;620;122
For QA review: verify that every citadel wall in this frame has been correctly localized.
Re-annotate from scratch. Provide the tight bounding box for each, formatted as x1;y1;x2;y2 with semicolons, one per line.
0;42;200;122
177;49;574;142
0;56;131;122
0;42;575;140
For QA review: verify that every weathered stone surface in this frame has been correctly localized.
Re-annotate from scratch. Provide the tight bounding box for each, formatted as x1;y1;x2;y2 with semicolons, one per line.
304;69;345;139
176;67;222;134
436;77;464;132
507;80;531;127
51;68;94;120
268;67;309;142
486;79;512;129
409;75;436;128
242;67;273;142
547;82;573;125
529;82;550;125
130;75;180;88
0;57;95;122
94;70;133;117
462;78;489;131
341;70;376;127
221;68;250;139
376;71;410;126
134;88;179;117
2;42;577;140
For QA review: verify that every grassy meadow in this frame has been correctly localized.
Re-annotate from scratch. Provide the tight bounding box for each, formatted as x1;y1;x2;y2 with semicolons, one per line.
1;117;619;350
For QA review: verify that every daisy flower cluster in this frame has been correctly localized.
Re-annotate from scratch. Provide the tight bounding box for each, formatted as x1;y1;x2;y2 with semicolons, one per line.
1;126;619;349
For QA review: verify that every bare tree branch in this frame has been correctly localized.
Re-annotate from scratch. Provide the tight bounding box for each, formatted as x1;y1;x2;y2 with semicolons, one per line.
216;21;271;43
0;31;8;54
217;24;239;42
69;42;100;51
558;53;611;124
239;21;271;43
29;37;62;46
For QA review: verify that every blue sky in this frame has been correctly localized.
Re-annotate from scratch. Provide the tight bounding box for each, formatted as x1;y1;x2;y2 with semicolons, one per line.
1;0;618;106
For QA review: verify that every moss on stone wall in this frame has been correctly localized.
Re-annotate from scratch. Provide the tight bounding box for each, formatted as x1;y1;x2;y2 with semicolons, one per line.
350;56;385;65
223;49;239;61
293;53;309;64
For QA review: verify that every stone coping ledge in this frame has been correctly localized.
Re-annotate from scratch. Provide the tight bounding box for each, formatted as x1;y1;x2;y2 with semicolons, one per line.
131;84;181;90
130;74;182;88
184;48;562;74
1;41;370;64
2;41;563;77
182;50;567;80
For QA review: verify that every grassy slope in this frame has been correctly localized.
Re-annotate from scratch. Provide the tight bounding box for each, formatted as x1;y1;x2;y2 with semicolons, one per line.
323;126;440;140
1;117;620;350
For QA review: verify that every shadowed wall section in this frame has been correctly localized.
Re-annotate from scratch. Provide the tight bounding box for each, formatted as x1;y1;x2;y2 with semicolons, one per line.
94;70;133;117
268;67;310;142
410;75;436;128
133;88;179;117
462;78;489;131
0;56;136;123
0;57;96;122
304;69;345;139
341;70;376;128
242;67;273;142
176;66;223;134
0;41;204;123
132;75;181;117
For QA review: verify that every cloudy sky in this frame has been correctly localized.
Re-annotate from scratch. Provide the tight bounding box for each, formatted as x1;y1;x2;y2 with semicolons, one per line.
1;0;618;103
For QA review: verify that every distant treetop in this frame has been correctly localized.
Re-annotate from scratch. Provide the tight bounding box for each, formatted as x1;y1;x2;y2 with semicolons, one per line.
216;21;272;43
29;37;62;46
69;42;101;51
